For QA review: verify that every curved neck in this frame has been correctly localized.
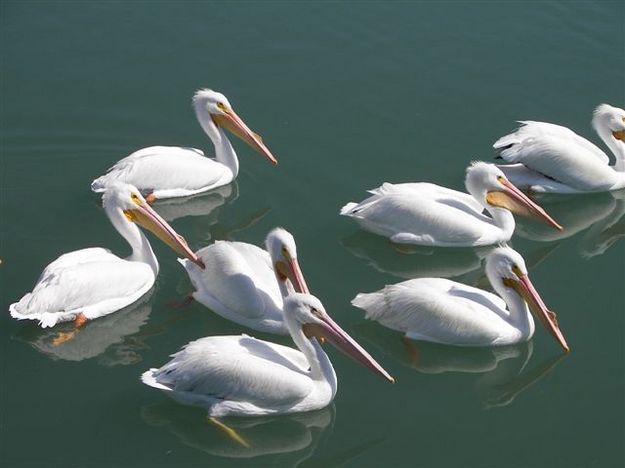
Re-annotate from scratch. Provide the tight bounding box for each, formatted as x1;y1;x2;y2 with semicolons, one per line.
485;206;516;240
278;276;293;299
194;105;239;177
491;276;535;338
105;206;159;275
286;317;337;390
595;119;625;172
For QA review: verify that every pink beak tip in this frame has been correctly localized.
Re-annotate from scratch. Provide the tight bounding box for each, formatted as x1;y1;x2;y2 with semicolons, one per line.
561;339;571;353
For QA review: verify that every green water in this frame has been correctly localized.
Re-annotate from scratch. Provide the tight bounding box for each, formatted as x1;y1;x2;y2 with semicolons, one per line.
1;2;623;467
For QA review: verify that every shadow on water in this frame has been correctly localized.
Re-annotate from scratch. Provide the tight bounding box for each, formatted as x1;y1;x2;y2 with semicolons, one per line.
151;181;272;245
13;288;201;366
152;182;240;223
352;321;566;409
516;189;625;258
341;231;494;282
141;402;336;466
141;401;382;467
13;290;156;365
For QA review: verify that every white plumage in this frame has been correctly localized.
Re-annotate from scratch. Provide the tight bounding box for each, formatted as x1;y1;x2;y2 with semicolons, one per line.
142;293;394;417
341;162;561;247
352;246;569;351
91;90;277;200
495;104;625;193
10;183;201;328
179;228;308;334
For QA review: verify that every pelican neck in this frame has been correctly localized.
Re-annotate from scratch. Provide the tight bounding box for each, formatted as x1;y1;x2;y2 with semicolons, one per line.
195;107;240;177
490;275;535;340
286;315;337;391
106;205;159;275
595;117;625;173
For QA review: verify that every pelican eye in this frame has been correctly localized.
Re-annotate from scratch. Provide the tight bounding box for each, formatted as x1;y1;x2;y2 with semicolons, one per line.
497;175;506;184
130;193;142;205
511;265;524;277
216;102;228;112
310;307;323;318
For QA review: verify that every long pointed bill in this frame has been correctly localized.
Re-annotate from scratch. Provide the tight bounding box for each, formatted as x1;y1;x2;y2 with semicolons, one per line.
487;179;563;231
276;258;310;294
211;110;277;165
124;203;205;269
303;311;395;383
505;275;570;352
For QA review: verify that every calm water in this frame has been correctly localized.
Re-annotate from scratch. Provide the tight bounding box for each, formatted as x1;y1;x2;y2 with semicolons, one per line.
1;2;624;467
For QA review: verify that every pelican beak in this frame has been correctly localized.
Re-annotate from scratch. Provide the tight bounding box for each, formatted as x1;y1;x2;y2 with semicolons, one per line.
211;109;278;165
487;178;563;231
275;256;310;294
613;129;625;141
303;310;395;383
124;202;205;269
504;274;570;353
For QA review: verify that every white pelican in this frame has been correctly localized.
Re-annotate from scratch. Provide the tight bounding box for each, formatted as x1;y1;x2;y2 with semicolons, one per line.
494;104;625;193
9;182;204;331
340;162;562;247
179;227;308;334
352;246;569;352
91;89;277;201
142;292;395;417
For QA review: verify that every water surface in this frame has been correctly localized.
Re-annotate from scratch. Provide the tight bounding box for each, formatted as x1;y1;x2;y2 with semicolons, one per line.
1;2;623;467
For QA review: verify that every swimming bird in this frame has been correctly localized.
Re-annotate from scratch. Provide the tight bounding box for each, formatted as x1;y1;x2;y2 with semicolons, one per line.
494;104;625;193
340;162;562;247
142;292;395;417
10;183;204;331
352;246;569;352
178;228;308;334
91;89;277;201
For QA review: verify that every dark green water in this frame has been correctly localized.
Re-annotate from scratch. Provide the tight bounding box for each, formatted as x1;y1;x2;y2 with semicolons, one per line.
1;2;623;467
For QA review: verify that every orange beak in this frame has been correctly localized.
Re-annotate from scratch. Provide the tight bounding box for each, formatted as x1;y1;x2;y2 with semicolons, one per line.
211;108;277;165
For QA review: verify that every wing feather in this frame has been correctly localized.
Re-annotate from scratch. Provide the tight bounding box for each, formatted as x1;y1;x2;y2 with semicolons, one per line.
150;336;312;407
11;252;153;323
91;146;230;195
353;278;510;346
341;188;498;246
494;122;615;191
182;241;281;320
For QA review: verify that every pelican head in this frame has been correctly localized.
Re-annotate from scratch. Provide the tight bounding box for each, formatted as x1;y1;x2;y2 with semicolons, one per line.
466;161;562;230
593;104;625;141
265;228;309;294
192;89;278;164
284;293;395;383
103;183;204;268
486;246;569;352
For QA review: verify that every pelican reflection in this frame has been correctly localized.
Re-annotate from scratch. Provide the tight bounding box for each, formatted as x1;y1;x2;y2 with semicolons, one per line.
353;321;565;408
152;183;238;222
14;291;154;365
515;189;625;257
152;181;271;245
141;402;335;463
342;231;493;282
